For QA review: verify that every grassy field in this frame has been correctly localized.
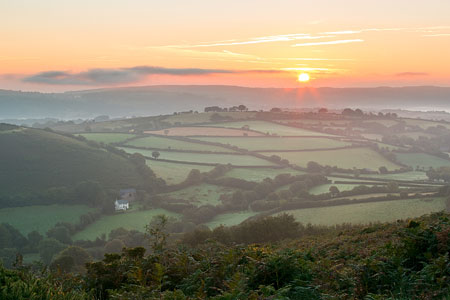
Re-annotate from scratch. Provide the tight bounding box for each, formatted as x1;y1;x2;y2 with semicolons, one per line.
191;137;350;151
209;120;335;136
0;128;147;197
119;147;275;166
275;197;446;226
164;112;256;125
403;119;450;130
395;153;450;169
205;211;259;229
222;167;305;182
145;127;263;137
73;208;180;241
261;147;401;171
146;160;214;185
162;183;236;207
363;171;429;181
126;135;235;152
309;183;371;195
78;133;135;144
0;205;97;235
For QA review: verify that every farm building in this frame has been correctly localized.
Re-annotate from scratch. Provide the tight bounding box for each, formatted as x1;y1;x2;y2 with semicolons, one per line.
119;188;136;201
115;199;129;211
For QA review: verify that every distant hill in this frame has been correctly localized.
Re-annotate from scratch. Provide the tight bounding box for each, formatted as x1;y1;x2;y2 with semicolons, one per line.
1;85;450;119
0;124;159;206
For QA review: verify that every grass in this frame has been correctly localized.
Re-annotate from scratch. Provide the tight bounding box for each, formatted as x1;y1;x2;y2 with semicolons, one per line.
78;133;135;144
119;147;275;166
222;167;305;182
205;211;260;229
363;171;429;181
275;197;446;226
0;205;97;235
161;183;237;207
146;160;214;185
191;137;350;151
395;153;450;170
145;127;263;137
164;112;256;125
209;120;335;136
309;183;371;195
73;208;180;241
0;128;147;197
126;135;234;152
261;147;401;171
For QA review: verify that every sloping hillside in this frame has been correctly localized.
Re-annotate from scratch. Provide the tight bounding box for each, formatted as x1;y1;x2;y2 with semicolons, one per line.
0;124;159;204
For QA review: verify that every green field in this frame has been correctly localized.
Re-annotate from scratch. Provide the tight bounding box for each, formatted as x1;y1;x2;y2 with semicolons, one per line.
162;183;236;207
309;183;370;195
208;121;335;136
73;208;180;241
363;171;429;181
222;167;305;182
191;137;350;151
275;197;446;226
126;135;234;152
119;147;275;166
78;133;135;144
146;160;214;185
0;205;97;235
261;147;401;171
205;211;259;229
164;112;255;125
395;153;450;169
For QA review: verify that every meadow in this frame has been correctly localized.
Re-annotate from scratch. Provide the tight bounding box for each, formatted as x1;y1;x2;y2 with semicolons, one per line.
146;160;214;185
119;147;275;166
275;197;446;226
308;183;372;195
78;133;135;144
126;135;235;152
261;147;401;170
192;136;350;151
208;120;336;136
205;210;259;228
145;127;263;136
73;208;180;241
222;167;305;182
162;183;236;207
163;111;256;125
395;152;450;169
0;205;96;235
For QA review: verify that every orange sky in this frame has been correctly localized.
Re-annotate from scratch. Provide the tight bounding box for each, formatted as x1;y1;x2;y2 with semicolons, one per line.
1;0;450;91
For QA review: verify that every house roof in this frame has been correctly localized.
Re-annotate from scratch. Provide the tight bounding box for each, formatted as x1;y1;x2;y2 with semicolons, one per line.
116;199;129;205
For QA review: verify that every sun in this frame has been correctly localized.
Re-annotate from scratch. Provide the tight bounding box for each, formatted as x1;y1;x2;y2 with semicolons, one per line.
298;73;310;82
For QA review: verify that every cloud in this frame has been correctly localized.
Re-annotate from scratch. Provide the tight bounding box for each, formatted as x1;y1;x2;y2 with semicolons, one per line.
395;72;429;77
423;33;450;37
292;39;364;47
22;66;285;85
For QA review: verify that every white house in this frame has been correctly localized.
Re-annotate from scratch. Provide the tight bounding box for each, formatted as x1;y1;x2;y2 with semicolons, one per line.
115;199;129;211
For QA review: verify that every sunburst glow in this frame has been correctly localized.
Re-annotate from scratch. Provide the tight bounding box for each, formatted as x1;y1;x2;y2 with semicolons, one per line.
298;73;310;82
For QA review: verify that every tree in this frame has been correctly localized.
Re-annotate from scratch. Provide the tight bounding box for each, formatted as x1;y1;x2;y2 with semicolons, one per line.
51;246;92;273
145;215;169;254
318;108;328;114
307;161;322;173
47;225;72;245
329;186;340;197
152;151;160;159
379;166;388;174
104;239;125;254
38;238;66;265
27;231;43;250
238;105;248;112
270;107;282;113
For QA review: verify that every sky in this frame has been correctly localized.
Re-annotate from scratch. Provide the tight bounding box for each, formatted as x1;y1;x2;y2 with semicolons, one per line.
1;0;450;92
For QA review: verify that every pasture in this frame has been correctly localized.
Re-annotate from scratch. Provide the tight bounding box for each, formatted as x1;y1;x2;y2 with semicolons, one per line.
275;197;446;226
126;135;234;152
222;167;305;182
395;153;450;170
205;211;259;229
162;183;236;207
146;160;214;185
0;205;97;235
73;208;180;241
119;147;275;166
309;183;372;195
78;133;135;144
261;147;401;171
192;136;350;151
163;111;255;125
144;127;263;136
210;120;335;136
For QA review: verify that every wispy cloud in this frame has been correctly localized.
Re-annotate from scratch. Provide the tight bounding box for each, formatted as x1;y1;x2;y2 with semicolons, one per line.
292;39;364;47
277;57;354;61
22;66;286;85
395;72;429;77
423;33;450;37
